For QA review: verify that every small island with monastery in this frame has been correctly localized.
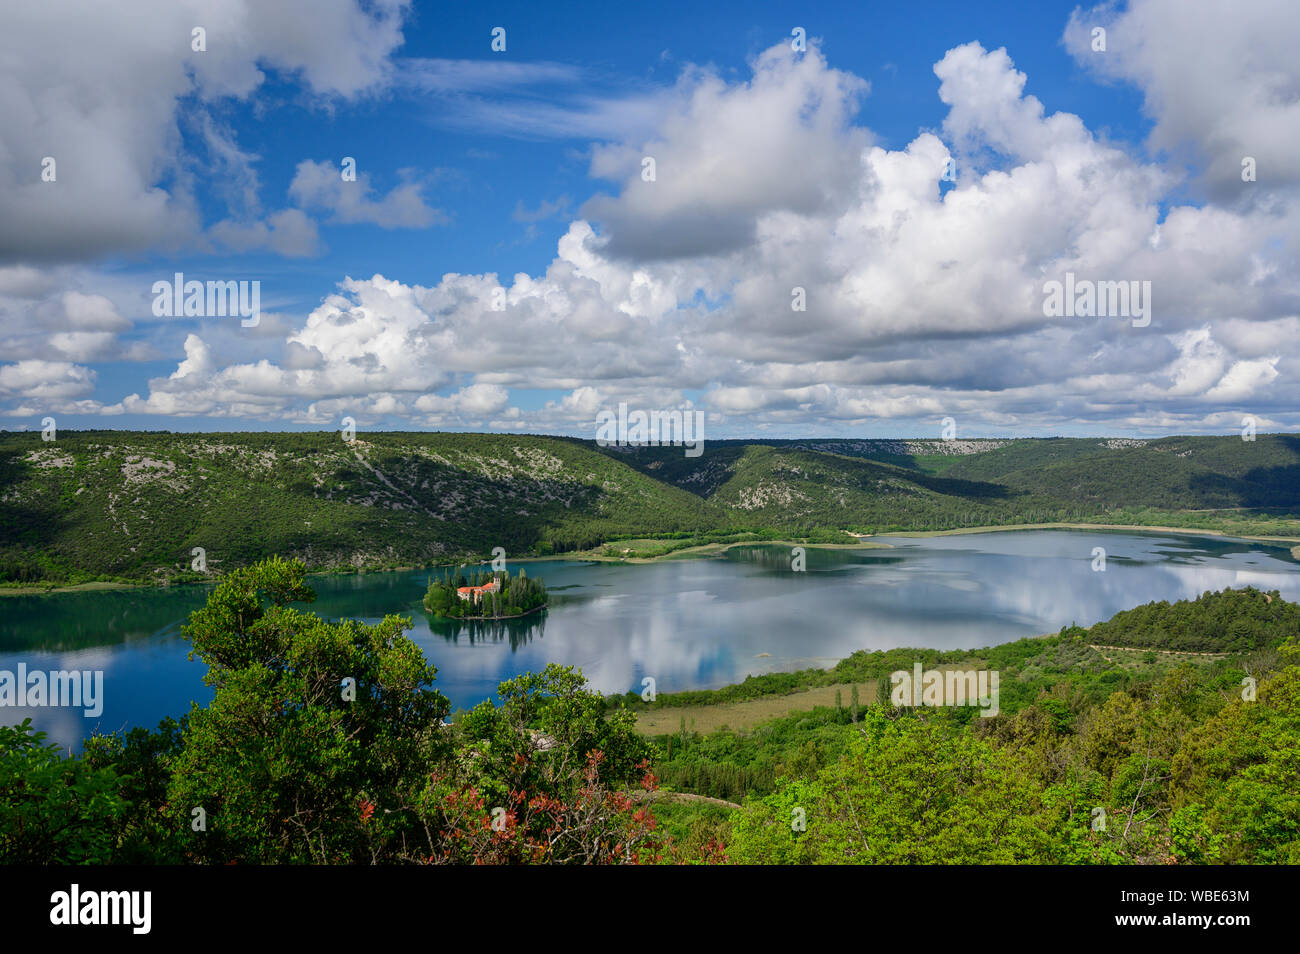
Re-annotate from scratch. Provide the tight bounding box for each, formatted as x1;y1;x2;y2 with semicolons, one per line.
423;566;549;619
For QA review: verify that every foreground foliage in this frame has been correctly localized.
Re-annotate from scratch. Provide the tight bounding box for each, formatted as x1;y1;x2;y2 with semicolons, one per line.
1;558;701;865
2;561;1296;865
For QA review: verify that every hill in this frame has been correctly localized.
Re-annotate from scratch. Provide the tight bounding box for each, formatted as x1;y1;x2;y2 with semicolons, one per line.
1084;586;1300;653
3;430;1300;583
0;431;722;583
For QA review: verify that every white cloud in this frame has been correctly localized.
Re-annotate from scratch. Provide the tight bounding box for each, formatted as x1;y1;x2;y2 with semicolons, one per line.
12;7;1300;437
1064;0;1300;199
210;208;321;258
0;359;96;402
582;43;870;260
0;0;411;264
288;160;447;229
414;383;509;419
0;281;136;365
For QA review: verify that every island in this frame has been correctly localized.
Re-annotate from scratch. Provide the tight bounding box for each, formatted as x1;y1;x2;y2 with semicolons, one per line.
423;566;548;619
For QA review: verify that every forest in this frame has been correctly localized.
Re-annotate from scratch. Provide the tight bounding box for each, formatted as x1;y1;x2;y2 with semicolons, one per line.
1085;587;1300;653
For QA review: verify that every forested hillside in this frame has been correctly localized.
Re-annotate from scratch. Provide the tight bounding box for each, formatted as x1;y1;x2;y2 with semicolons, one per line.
1086;587;1300;653
644;587;1300;865
3;430;1300;583
612;434;1300;516
0;431;722;583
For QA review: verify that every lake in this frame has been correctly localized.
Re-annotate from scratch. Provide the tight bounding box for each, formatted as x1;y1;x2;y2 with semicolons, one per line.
3;529;1298;748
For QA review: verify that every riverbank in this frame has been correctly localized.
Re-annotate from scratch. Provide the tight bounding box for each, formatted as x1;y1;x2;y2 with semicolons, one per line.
6;523;1294;596
881;522;1300;546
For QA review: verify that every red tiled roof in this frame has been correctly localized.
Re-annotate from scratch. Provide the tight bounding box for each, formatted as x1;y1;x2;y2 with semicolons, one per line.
456;581;500;597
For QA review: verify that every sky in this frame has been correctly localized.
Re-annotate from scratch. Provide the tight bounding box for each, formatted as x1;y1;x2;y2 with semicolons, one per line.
1;0;1298;439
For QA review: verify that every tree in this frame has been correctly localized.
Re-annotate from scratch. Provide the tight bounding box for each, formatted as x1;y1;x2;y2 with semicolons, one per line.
1167;642;1300;863
167;557;451;863
0;719;128;864
729;710;1052;864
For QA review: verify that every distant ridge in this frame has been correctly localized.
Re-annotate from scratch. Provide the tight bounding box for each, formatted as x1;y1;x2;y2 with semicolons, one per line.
2;431;1299;583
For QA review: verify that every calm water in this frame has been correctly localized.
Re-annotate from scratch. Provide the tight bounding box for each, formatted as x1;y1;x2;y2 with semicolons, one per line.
3;529;1298;748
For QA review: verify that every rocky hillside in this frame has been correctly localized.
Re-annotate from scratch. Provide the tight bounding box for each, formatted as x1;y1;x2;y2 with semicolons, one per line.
0;431;722;582
3;431;1299;583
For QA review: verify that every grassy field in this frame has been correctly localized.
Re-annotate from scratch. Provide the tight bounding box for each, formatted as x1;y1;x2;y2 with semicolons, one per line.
0;580;142;597
632;642;1235;736
635;681;878;734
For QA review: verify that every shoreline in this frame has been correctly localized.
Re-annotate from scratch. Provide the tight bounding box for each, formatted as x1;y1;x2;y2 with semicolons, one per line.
425;603;548;621
879;521;1300;546
7;522;1298;597
514;537;893;565
0;579;152;597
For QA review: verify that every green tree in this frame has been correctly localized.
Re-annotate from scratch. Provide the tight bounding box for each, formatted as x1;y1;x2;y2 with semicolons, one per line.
730;710;1051;864
1168;644;1300;863
166;556;451;863
82;718;186;862
0;719;128;864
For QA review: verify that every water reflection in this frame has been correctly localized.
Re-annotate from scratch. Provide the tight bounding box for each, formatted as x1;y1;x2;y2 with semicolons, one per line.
0;586;213;652
722;543;906;574
429;610;548;650
3;532;1298;749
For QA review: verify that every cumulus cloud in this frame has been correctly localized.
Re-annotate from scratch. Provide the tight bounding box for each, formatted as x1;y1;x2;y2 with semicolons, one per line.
582;43;870;260
0;359;96;403
414;383;510;421
101;32;1300;434
1064;0;1300;200
288;160;448;229
0;278;142;369
0;0;411;264
8;2;1300;437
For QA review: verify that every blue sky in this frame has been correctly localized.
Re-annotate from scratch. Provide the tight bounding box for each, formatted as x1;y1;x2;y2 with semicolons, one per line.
1;0;1297;438
174;0;1151;290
